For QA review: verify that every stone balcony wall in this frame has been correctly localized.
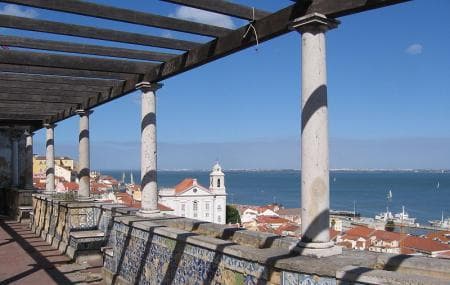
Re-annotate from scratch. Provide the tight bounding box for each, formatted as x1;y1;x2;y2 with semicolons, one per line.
30;195;450;285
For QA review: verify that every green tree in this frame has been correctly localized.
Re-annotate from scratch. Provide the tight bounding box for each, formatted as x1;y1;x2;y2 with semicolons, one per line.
226;205;241;224
385;220;395;232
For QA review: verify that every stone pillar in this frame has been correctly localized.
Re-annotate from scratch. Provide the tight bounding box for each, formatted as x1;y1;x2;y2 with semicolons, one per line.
44;123;56;193
24;130;34;190
11;132;20;187
292;13;341;257
76;110;92;198
136;82;162;217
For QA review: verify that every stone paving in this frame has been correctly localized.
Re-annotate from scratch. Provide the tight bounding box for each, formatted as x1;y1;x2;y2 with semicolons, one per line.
0;217;103;285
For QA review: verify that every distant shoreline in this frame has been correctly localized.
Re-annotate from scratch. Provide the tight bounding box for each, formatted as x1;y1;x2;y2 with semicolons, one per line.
99;169;449;173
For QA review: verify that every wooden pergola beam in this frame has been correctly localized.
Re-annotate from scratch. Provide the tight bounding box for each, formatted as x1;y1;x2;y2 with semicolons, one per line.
0;86;100;97
0;94;86;104
162;0;270;20
2;0;231;37
0;15;201;51
0;49;157;74
0;80;111;93
0;35;179;62
0;101;77;110
0;72;123;87
143;0;411;82
0;64;137;80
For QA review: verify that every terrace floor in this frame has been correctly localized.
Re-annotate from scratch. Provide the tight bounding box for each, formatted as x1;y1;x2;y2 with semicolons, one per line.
0;217;103;285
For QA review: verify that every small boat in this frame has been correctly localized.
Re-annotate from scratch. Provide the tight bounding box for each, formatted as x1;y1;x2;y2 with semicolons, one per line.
375;210;394;222
429;211;450;229
394;206;417;225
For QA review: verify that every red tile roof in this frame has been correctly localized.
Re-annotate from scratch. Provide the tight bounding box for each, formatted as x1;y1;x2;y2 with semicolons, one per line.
372;230;406;242
425;231;450;244
256;216;289;224
174;178;195;194
275;223;300;233
402;236;450;254
345;226;375;239
115;193;173;211
64;182;79;191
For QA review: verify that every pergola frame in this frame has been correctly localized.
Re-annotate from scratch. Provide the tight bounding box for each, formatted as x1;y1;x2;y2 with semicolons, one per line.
0;0;410;129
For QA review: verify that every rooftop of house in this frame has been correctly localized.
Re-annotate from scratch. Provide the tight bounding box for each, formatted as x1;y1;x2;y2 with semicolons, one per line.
425;231;450;244
371;230;407;242
172;178;210;194
345;226;376;239
402;236;450;254
256;216;289;224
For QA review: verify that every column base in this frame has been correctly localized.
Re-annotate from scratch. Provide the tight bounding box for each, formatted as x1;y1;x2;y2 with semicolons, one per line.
294;241;342;258
136;209;161;218
77;196;94;202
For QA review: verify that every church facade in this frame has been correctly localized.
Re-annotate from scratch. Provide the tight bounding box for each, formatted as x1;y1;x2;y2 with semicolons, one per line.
159;163;227;224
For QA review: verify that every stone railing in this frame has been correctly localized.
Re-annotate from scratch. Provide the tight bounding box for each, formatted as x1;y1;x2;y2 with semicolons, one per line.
30;194;450;285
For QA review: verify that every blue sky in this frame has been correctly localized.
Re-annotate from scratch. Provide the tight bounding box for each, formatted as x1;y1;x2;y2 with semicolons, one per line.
1;0;449;170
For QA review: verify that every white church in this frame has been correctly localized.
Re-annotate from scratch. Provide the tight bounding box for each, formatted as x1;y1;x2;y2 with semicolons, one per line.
159;163;227;224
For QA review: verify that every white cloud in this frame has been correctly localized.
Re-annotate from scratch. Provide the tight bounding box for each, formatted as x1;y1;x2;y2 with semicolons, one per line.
405;43;423;55
0;4;38;18
170;6;235;29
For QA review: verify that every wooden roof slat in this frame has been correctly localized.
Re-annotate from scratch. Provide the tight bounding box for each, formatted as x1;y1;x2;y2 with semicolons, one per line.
143;0;411;82
0;64;137;80
0;114;49;120
0;108;59;115
0;72;123;87
0;35;178;62
0;15;201;51
0;94;86;104
1;101;77;109
2;0;231;37
0;86;104;98
161;0;270;21
0;49;157;74
0;80;110;93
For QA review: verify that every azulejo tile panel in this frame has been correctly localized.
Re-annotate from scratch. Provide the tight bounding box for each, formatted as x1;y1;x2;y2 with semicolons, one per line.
281;271;337;285
107;222;266;285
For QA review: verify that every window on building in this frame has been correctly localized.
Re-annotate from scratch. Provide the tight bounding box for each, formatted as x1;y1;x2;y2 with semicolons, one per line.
218;215;221;223
217;178;221;188
193;201;198;218
205;212;209;218
205;202;210;211
217;204;222;212
181;203;186;217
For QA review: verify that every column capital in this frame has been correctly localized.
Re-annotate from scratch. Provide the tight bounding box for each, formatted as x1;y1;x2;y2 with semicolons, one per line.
291;13;339;34
75;109;93;117
43;123;57;129
136;81;163;92
24;130;34;137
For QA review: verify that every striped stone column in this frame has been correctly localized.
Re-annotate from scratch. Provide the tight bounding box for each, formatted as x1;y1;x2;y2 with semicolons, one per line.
292;13;341;257
76;109;92;198
44;123;56;194
136;82;162;216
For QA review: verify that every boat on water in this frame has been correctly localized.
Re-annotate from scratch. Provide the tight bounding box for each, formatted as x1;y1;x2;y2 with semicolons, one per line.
394;206;417;225
375;206;417;226
375;209;417;225
429;212;450;229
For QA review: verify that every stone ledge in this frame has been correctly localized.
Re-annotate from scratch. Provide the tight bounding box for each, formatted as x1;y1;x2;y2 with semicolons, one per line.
376;254;450;281
70;230;105;239
336;265;448;285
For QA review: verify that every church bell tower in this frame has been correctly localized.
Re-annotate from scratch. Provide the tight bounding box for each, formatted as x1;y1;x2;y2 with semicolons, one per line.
210;162;225;192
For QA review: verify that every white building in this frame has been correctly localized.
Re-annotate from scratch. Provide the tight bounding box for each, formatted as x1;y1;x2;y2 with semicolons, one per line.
159;163;227;224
